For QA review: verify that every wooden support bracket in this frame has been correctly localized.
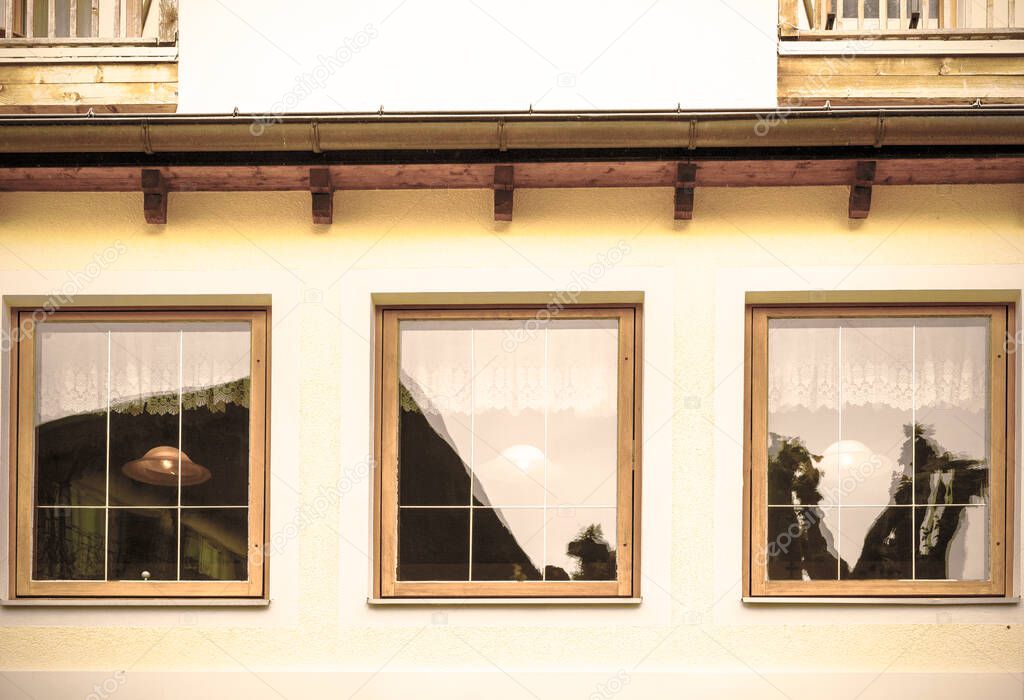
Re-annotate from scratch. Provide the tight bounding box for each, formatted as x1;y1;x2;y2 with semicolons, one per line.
848;160;876;219
310;167;334;224
141;168;167;224
674;163;697;220
493;165;514;222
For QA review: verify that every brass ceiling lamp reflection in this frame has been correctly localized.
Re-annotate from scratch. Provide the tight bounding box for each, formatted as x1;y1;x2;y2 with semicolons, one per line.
122;446;211;487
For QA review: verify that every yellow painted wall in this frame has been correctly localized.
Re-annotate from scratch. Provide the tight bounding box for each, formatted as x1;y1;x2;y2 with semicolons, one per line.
0;185;1021;696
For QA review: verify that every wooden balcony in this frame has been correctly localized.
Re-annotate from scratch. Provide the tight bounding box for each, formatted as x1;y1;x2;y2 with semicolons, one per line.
778;0;1024;105
784;0;1023;38
0;0;177;113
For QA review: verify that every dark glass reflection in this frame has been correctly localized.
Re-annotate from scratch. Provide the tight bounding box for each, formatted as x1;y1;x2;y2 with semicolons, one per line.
767;424;988;581
398;508;469;581
180;508;248;581
563;523;616;581
398;382;470;506
845;506;912;579
181;399;250;506
109;407;179;507
766;506;842;580
33;507;105;580
915;505;987;580
107;508;177;580
911;423;988;507
471;508;542;581
34;415;106;506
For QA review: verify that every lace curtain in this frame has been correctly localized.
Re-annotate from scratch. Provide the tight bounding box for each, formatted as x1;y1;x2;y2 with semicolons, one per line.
399;321;618;416
767;318;988;414
37;323;251;424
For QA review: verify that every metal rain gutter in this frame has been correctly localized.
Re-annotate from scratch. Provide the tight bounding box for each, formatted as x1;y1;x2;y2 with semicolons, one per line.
0;106;1022;154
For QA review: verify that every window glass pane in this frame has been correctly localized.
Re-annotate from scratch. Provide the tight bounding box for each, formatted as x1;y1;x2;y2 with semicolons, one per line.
398;322;472;506
840;320;913;507
767;320;839;506
546;507;617;581
108;327;181;507
398;508;469;581
916;504;988;580
180;508;249;581
766;506;840;581
33;507;105;580
546;320;618;507
34;324;108;506
472;322;547;507
914;318;990;506
28;316;255;588
766;315;991;583
841;505;912;579
471;507;544;581
395;316;622;583
180;324;251;506
107;508;178;581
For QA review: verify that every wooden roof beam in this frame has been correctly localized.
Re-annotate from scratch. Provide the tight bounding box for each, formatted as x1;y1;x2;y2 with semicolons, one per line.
674;163;697;220
849;160;876;219
141;168;167;224
493;165;513;222
310;166;334;225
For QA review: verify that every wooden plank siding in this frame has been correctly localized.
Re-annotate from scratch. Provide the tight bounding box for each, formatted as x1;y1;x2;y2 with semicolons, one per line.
0;60;177;112
778;54;1024;104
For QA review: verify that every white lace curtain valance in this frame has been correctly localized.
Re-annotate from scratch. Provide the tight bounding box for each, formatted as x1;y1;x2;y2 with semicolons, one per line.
37;323;251;424
767;318;988;414
399;321;618;417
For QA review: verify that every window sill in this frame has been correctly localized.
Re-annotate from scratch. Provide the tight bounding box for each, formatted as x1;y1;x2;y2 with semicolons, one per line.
368;597;642;606
743;596;1019;605
1;598;271;607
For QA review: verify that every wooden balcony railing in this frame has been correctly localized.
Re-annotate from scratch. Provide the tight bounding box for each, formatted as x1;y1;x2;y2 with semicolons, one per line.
0;0;176;43
786;0;1023;37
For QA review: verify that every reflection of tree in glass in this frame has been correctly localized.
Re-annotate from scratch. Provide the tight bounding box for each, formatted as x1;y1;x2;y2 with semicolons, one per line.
567;524;616;580
766;434;846;580
908;424;988;579
768;424;987;580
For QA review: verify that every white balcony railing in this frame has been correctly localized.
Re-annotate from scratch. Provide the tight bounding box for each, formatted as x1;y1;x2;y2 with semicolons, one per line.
0;0;176;43
794;0;1022;36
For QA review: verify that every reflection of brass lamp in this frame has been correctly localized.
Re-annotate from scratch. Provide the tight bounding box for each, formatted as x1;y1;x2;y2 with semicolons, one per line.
123;446;211;486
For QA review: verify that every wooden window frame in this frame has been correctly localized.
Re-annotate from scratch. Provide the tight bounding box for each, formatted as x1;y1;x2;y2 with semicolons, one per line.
8;307;270;600
372;304;642;599
743;296;1016;599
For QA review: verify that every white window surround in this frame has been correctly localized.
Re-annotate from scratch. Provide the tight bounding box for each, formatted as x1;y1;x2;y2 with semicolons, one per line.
0;279;301;625
713;264;1022;626
337;266;674;626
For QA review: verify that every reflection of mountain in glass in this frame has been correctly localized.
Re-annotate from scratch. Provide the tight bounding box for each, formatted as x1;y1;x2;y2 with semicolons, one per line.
398;382;615;581
33;379;249;581
767;423;987;581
